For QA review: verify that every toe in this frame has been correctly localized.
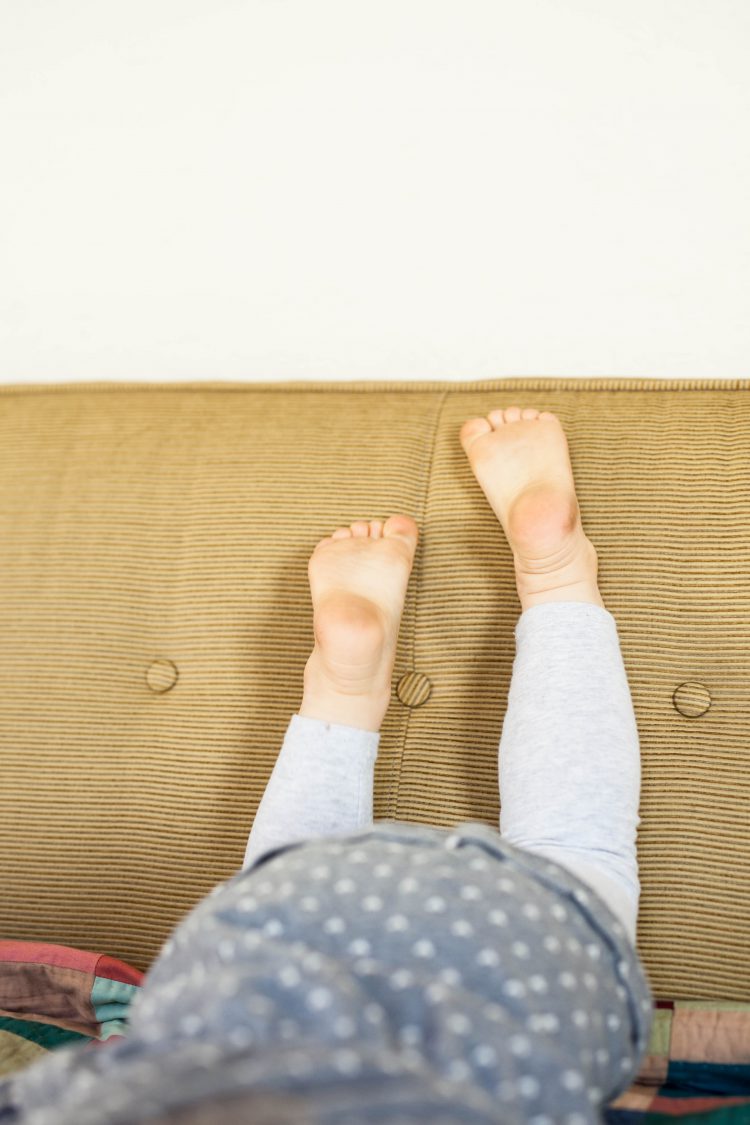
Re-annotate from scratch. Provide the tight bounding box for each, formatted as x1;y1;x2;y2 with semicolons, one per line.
331;527;353;540
370;519;384;539
503;406;523;422
521;408;540;421
350;521;370;538
383;515;419;543
460;416;493;451
486;409;505;427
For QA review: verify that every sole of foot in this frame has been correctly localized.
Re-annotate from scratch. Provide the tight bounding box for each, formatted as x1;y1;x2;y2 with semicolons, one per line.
459;406;604;611
300;514;419;731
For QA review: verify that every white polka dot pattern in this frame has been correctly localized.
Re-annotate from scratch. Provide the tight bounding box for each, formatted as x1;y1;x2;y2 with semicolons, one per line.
6;820;654;1125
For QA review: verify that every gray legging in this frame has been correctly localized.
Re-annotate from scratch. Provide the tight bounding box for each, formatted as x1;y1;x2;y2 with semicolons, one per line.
245;600;643;948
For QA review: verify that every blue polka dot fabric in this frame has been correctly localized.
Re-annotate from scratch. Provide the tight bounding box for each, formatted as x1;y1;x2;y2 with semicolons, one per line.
3;820;654;1125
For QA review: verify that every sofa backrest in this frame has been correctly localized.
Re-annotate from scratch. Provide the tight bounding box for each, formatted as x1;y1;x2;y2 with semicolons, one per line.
1;378;748;1002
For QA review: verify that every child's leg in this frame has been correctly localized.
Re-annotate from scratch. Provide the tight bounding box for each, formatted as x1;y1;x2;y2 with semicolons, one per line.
243;513;420;871
242;715;379;869
460;406;644;945
499;600;642;945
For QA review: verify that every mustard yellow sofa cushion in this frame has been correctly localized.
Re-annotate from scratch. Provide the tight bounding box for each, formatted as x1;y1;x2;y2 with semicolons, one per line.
1;378;747;1008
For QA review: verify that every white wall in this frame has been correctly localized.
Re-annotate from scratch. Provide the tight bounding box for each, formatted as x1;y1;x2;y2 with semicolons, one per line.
0;0;747;385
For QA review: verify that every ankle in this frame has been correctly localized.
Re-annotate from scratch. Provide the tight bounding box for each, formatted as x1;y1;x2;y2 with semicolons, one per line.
515;534;606;613
298;690;389;733
299;649;391;733
518;577;606;614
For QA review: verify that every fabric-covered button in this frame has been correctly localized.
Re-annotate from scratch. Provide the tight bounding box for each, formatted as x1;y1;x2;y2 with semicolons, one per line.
396;671;432;708
672;681;711;718
146;658;179;693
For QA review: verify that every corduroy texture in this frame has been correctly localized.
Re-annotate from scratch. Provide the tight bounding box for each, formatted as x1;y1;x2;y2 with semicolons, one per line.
1;379;748;1006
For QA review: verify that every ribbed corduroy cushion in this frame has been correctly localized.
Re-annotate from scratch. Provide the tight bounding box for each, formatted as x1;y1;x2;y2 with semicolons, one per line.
1;379;748;1006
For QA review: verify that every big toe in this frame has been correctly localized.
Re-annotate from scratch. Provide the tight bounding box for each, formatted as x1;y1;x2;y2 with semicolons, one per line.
383;515;419;548
459;416;493;453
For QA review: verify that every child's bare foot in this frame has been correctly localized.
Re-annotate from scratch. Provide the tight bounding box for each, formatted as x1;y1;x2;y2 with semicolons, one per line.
459;407;605;613
299;515;419;732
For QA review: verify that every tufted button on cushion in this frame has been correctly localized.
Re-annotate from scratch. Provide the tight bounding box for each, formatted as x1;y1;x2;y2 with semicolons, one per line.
146;659;179;694
672;681;711;718
396;671;432;708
